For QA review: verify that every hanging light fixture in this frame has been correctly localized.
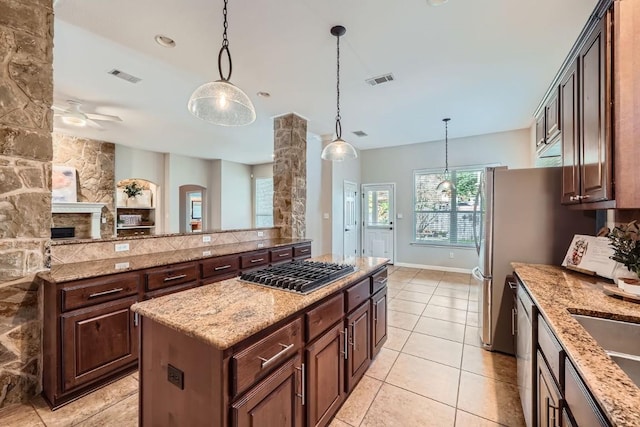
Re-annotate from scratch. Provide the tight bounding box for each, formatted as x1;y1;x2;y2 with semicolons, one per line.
187;0;256;126
321;25;358;162
436;118;456;193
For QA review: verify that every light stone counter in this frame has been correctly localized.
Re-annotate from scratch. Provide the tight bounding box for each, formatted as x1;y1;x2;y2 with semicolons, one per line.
513;263;640;427
40;238;310;283
131;255;389;350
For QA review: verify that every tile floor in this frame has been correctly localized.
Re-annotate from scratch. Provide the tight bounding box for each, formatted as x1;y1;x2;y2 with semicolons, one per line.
0;267;525;427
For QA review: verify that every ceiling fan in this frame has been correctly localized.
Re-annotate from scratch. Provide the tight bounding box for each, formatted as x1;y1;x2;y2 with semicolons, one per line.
53;100;122;129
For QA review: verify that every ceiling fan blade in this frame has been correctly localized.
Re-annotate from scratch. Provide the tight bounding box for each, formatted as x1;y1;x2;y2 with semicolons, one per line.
86;119;104;129
86;113;122;122
52;105;68;112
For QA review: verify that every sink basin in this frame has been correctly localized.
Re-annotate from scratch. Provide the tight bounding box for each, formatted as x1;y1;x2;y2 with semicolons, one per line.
571;314;640;387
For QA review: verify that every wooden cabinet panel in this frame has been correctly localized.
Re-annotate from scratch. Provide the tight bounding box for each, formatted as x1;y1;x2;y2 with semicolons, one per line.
240;251;269;270
579;17;611;203
200;254;240;280
371;268;388;295
232;353;303;427
538;314;563;382
537;352;561;427
535;113;546;149
61;273;139;312
143;281;199;300
345;302;371;392
144;262;198;292
564;359;608;427
306;323;345;427
560;58;581;205
232;318;303;397
345;278;370;313
270;247;293;264
546;89;561;142
293;244;312;259
306;293;344;343
371;288;387;358
61;296;138;391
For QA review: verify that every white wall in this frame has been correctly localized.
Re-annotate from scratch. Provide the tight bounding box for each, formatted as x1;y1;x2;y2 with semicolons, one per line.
220;160;252;229
360;128;533;270
330;144;362;256
305;136;326;256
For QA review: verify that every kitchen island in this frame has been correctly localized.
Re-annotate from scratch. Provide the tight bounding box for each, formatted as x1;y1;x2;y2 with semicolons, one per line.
131;255;389;427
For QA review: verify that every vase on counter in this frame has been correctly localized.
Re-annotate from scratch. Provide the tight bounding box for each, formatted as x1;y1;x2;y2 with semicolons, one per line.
613;265;640;294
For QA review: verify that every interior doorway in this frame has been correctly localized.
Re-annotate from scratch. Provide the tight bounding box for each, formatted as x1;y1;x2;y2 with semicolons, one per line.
343;181;358;257
362;183;395;263
179;185;206;233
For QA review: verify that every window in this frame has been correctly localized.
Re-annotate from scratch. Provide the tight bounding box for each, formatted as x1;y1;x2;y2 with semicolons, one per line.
255;178;274;227
414;168;482;246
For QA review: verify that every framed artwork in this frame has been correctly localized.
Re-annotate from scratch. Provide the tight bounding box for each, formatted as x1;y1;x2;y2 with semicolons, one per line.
52;165;78;203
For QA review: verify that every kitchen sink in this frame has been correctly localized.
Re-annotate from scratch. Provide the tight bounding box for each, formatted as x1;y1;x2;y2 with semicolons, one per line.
571;314;640;387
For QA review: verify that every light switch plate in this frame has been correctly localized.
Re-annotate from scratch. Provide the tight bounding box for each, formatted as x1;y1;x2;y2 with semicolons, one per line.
257;231;264;237
202;235;212;243
115;243;129;252
323;213;330;219
202;250;212;257
397;213;403;219
115;262;130;270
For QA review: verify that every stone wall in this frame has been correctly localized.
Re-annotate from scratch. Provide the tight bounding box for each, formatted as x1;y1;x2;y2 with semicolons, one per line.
52;133;116;238
0;0;53;407
273;114;307;239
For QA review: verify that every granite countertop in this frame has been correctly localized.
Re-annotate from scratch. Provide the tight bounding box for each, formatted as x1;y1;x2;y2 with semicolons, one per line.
131;255;389;351
40;238;311;283
513;263;640;427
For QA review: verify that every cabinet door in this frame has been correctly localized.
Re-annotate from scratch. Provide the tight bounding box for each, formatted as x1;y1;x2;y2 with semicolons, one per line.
61;296;138;392
537;352;561;427
564;360;608;427
545;89;561;142
580;15;611;202
306;323;345;427
535;113;546;149
371;288;387;358
345;302;371;392
232;353;303;427
560;57;581;205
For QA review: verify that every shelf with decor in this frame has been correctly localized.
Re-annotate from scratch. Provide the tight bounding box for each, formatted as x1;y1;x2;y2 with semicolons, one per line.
116;179;158;236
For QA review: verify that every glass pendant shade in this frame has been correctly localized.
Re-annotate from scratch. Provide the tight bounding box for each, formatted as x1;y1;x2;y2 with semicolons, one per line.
188;80;256;126
321;137;358;162
436;117;455;192
436;176;455;192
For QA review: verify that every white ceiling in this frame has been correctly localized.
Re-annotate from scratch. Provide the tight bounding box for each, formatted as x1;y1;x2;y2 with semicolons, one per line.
52;0;598;165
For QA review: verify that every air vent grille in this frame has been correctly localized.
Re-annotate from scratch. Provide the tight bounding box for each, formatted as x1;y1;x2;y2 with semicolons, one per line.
108;69;142;84
365;73;394;86
353;131;368;137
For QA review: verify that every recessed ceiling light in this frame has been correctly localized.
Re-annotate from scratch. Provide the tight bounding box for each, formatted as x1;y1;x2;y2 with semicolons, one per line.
427;0;449;6
154;34;176;48
257;91;271;98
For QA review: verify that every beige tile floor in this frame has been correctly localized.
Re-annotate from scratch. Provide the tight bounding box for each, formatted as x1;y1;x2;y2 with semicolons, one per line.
0;267;525;427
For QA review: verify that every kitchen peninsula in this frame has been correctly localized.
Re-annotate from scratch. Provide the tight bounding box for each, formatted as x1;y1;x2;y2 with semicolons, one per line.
131;255;389;427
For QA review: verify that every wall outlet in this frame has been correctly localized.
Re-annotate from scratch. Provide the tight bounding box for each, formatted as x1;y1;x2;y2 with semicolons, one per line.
257;243;264;248
115;243;129;252
202;235;212;243
397;213;403;219
449;252;454;259
115;262;130;270
257;231;264;237
101;217;107;224
323;213;330;220
202;250;212;257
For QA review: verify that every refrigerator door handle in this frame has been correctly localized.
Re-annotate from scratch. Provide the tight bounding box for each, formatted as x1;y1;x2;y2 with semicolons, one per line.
472;186;481;256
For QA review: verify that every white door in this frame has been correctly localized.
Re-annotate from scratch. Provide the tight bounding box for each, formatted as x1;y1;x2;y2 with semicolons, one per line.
343;181;358;257
362;184;395;263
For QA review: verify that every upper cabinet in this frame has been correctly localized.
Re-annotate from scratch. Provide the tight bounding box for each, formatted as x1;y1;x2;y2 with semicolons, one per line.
537;0;640;209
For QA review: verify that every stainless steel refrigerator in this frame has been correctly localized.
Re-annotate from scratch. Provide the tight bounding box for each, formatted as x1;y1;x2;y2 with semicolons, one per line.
471;167;595;355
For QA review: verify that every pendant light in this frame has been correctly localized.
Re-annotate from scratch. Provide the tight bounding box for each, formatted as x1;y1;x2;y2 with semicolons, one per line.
321;25;358;162
187;0;256;126
436;118;456;193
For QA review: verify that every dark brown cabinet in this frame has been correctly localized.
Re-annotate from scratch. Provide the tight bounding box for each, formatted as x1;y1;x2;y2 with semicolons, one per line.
560;57;581;205
535;113;546;150
545;91;561;142
306;322;345;427
232;353;304;427
61;296;138;392
371;288;387;358
345;302;371;392
564;361;609;427
537;352;561;427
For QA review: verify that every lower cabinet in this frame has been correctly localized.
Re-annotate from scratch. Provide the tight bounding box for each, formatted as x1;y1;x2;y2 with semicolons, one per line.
61;296;138;391
537;352;561;427
306;322;345;427
232;353;304;427
345;302;371;392
564;360;609;427
371;288;387;358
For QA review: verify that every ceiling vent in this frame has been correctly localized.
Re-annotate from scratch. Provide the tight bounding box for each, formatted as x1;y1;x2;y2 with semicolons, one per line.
108;69;142;84
365;73;395;86
353;130;368;137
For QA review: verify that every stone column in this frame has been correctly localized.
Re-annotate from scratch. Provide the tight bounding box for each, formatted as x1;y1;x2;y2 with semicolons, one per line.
273;114;307;239
0;0;54;406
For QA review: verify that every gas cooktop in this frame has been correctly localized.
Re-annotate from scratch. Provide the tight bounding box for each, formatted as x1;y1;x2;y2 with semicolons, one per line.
240;260;356;294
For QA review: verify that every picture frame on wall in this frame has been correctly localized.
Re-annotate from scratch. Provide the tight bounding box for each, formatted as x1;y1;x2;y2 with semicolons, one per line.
52;165;78;203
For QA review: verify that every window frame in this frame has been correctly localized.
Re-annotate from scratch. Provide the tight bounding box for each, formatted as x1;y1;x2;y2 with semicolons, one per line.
254;177;274;228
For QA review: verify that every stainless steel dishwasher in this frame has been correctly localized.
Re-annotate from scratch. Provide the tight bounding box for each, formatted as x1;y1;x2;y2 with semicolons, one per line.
515;276;536;427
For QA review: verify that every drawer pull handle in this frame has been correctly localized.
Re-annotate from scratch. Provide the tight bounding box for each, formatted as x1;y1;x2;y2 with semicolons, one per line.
214;265;232;271
89;288;123;299
278;253;290;258
250;258;265;263
163;274;187;282
376;278;388;286
257;343;294;368
339;328;348;359
299;248;310;253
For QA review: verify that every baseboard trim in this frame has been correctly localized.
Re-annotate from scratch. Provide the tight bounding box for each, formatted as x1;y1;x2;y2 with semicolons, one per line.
392;262;472;274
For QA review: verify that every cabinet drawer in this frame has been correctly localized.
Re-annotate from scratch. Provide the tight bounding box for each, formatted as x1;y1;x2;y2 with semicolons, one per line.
538;314;563;383
144;281;199;300
306;293;344;342
144;262;197;292
565;359;608;427
270;247;292;263
232;317;303;396
293;244;311;258
200;255;240;279
61;273;139;312
371;268;388;294
346;278;371;313
240;251;269;269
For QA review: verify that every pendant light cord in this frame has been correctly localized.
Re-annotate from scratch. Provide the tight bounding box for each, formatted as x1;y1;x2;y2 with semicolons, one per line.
218;0;233;81
335;33;342;139
444;119;449;173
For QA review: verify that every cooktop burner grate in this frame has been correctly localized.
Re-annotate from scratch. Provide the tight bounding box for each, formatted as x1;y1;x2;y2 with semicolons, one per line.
240;260;356;294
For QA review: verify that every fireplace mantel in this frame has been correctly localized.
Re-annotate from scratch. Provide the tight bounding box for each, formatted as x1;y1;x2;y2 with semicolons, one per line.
52;202;105;239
